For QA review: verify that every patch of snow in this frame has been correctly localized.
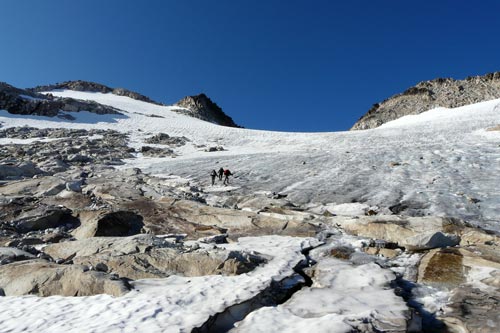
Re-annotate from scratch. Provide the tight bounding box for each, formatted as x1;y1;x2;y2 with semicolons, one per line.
0;236;316;333
19;94;44;101
0;137;62;145
233;258;408;332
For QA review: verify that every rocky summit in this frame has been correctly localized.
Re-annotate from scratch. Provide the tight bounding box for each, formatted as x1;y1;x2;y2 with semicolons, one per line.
351;71;500;130
0;78;499;333
174;93;240;127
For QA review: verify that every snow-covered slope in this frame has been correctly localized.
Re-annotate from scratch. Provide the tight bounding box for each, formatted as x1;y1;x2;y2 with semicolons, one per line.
1;89;497;229
1;89;499;332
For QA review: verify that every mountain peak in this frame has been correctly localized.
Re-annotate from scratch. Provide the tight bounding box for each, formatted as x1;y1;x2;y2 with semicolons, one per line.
174;93;240;128
351;71;500;130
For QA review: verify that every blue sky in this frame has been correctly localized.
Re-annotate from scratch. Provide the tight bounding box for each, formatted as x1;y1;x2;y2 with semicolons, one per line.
1;1;499;131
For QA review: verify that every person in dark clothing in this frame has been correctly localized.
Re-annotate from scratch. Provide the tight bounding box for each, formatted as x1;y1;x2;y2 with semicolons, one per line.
210;169;217;186
218;167;224;181
223;169;233;185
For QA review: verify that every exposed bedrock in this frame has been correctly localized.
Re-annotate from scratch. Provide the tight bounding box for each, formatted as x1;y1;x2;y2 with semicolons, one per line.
0;259;130;296
351;71;500;130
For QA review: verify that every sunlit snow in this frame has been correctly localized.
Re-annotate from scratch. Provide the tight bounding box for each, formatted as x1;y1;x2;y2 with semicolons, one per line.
0;90;499;332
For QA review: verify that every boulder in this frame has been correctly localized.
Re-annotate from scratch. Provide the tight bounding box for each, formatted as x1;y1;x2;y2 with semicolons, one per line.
441;286;500;333
404;231;460;250
72;210;144;239
460;229;499;247
65;180;83;192
0;176;66;197
14;205;74;233
66;154;92;163
417;248;466;288
144;133;189;146
0;247;36;264
418;247;500;288
331;215;464;250
140;146;175;157
0;161;44;180
0;259;129;296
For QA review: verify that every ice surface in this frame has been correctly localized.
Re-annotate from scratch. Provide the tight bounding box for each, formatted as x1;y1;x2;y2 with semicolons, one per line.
1;91;499;230
0;90;499;331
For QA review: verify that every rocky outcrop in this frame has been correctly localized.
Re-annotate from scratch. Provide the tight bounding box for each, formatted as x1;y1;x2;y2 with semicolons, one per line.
442;286;500;333
144;133;189;147
3;81;241;127
174;93;240;127
351;71;500;130
72;210;144;239
330;215;464;250
0;259;129;296
30;80;164;105
122;197;318;240
43;234;266;280
140;146;175;157
0;161;44;180
13;205;74;233
0;82;122;117
0;127;134;178
0;247;36;264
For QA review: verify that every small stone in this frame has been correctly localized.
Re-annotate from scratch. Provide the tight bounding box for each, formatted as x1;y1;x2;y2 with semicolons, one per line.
95;263;108;272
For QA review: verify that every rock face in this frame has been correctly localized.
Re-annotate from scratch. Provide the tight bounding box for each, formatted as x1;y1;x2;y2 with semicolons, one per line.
351;71;500;130
174;93;240;127
30;80;163;105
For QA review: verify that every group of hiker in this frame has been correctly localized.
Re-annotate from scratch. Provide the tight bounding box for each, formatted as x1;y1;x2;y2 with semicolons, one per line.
210;167;233;186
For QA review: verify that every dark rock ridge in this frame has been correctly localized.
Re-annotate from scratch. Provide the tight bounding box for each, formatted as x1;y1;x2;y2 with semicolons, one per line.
351;71;500;130
2;80;240;127
174;93;240;128
0;82;121;117
30;80;164;106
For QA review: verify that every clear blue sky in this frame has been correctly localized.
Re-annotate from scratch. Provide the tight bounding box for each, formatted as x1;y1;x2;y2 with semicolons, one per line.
1;1;499;131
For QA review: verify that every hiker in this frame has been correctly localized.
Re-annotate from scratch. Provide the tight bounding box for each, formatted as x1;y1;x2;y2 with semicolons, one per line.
218;167;224;181
223;169;233;185
210;169;217;186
